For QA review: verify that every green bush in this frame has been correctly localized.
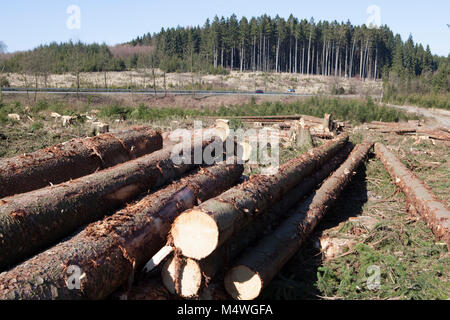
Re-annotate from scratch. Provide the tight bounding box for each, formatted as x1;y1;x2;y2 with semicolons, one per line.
34;100;49;112
204;65;230;76
99;105;132;119
0;77;10;87
93;97;418;125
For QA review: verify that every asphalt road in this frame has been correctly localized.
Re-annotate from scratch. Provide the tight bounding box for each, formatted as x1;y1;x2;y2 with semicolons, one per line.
1;87;313;97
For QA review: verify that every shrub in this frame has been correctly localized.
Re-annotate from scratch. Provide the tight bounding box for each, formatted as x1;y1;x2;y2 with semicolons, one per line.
0;77;10;87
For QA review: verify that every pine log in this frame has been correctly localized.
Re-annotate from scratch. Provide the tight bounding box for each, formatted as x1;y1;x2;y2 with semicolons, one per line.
162;143;354;298
170;133;349;260
0;139;217;270
416;129;450;141
0;161;243;300
224;141;374;300
0;126;163;198
375;143;450;247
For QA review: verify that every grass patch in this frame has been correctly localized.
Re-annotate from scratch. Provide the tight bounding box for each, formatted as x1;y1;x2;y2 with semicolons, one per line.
96;97;418;124
263;134;449;300
214;96;419;124
383;93;450;110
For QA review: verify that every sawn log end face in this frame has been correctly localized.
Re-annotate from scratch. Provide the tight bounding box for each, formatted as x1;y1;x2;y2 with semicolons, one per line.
161;256;202;298
171;209;219;260
224;265;262;301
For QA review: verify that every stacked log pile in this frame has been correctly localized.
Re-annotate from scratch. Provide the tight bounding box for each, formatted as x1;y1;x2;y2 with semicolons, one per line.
0;161;243;299
0;115;446;301
0;126;163;198
224;141;374;300
362;121;450;141
161;142;355;298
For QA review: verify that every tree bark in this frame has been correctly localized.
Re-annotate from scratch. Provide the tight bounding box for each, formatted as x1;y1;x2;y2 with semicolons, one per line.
224;141;374;300
275;37;280;73
349;37;356;78
0;127;163;198
171;134;349;260
0;162;243;300
307;29;312;75
295;37;298;73
162;144;354;298
0;139;218;270
374;143;450;248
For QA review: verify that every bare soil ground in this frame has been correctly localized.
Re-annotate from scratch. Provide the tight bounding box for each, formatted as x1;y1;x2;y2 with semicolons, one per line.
386;103;450;128
4;70;382;96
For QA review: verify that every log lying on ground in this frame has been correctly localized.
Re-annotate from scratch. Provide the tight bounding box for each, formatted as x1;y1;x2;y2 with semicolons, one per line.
171;133;349;260
0;161;243;300
162;144;354;298
167;123;229;144
374;143;450;247
415;129;450;141
224;141;374;300
0;126;163;198
0;139;218;271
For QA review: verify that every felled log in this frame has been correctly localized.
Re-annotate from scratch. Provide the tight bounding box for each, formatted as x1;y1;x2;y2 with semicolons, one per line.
310;131;335;139
224;141;374;300
0;127;163;198
0;161;243;300
375;143;450;247
0;139;217;270
167;123;229;143
170;134;349;260
162;144;354;298
416;129;450;141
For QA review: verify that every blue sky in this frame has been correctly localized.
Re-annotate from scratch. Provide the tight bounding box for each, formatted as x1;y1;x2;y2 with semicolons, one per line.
1;0;449;56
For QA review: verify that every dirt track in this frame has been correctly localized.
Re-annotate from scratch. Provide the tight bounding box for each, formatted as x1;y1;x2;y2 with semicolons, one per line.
386;103;450;128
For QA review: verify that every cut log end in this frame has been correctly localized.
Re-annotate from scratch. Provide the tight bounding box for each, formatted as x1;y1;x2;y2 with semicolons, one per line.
224;265;262;300
171;209;219;260
238;141;252;162
161;256;202;298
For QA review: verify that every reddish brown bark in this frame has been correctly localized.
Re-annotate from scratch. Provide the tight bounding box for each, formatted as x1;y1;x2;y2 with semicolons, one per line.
0;126;162;198
375;143;450;247
171;134;349;260
224;141;374;300
0;140;214;270
0;161;243;300
162;144;354;297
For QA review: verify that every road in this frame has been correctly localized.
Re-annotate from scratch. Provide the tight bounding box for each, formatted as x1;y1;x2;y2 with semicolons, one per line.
1;87;314;97
386;103;450;128
3;87;448;128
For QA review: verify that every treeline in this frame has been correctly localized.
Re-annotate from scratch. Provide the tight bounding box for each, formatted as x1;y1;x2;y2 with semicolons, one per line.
1;42;126;74
131;14;446;79
0;14;448;82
